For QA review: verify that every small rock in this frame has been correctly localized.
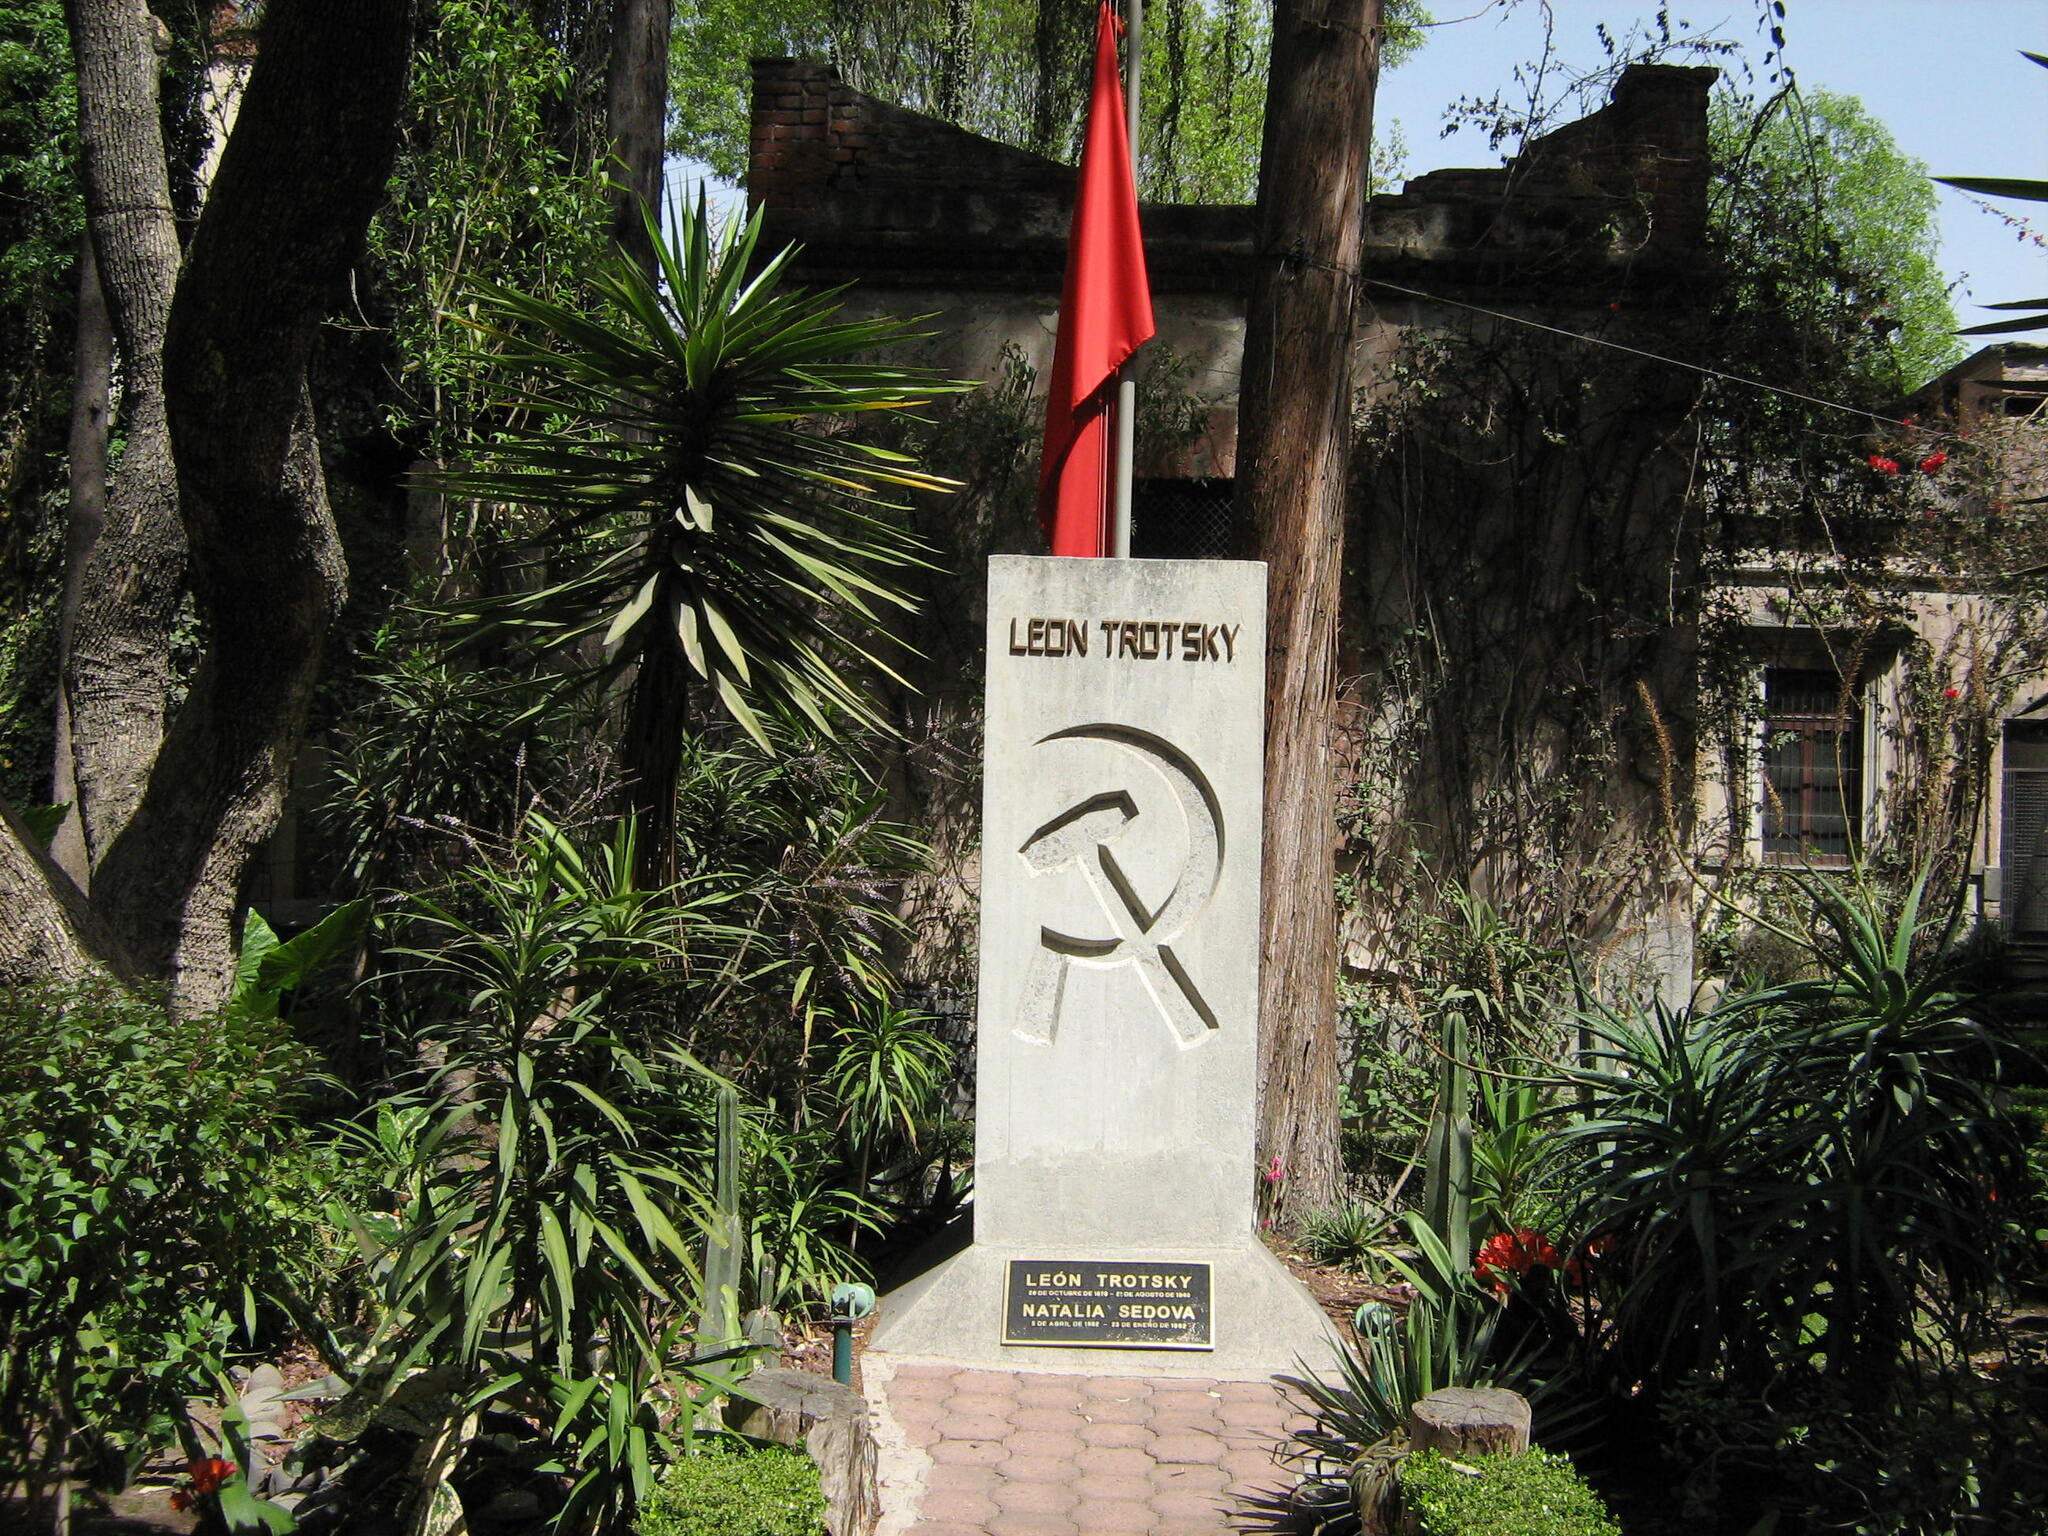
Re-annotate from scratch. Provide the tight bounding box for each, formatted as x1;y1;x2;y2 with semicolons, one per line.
483;1489;543;1521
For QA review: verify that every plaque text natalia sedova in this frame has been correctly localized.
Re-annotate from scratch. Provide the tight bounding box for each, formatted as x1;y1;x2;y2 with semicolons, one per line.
1002;1260;1214;1349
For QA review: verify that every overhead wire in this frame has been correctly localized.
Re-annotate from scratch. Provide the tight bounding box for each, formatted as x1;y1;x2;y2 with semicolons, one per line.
1360;276;1926;432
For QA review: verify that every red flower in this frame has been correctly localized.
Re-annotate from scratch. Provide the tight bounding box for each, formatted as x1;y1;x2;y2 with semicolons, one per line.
187;1458;235;1495
1918;451;1948;473
1474;1229;1562;1292
1944;687;1961;700
169;1492;193;1513
1867;454;1900;474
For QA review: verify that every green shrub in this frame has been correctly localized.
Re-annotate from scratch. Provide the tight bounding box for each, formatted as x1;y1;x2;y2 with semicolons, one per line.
636;1441;827;1536
0;978;333;1489
1398;1448;1619;1536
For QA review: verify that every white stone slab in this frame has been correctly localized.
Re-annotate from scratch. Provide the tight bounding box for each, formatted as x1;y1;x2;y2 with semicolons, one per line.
872;555;1337;1377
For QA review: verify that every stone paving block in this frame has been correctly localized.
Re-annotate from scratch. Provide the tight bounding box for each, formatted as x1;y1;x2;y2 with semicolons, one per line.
909;1524;988;1536
996;1451;1083;1486
1079;1395;1151;1424
940;1412;1015;1440
945;1391;1020;1420
923;1462;1002;1495
1077;1418;1151;1448
953;1369;1023;1393
1151;1486;1233;1520
1072;1498;1158;1532
1074;1470;1157;1503
919;1488;1002;1525
1080;1377;1152;1400
1214;1379;1280;1401
888;1372;955;1400
1152;1463;1234;1497
1015;1382;1087;1409
1149;1430;1225;1464
1011;1406;1089;1433
1075;1444;1154;1477
985;1512;1080;1536
929;1436;1009;1466
992;1479;1081;1514
1004;1427;1087;1459
1143;1377;1219;1393
1215;1396;1290;1429
890;1360;958;1380
885;1392;949;1426
1218;1446;1289;1481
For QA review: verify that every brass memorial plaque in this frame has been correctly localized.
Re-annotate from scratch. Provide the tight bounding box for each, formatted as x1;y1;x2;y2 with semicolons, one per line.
1002;1260;1213;1349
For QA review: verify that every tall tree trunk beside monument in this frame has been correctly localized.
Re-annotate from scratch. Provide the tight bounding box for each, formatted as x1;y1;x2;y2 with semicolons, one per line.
1235;0;1382;1222
605;0;669;273
0;0;415;1008
51;236;113;887
60;0;187;869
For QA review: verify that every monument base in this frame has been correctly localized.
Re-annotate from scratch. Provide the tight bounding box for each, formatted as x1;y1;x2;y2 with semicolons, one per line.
869;1230;1342;1380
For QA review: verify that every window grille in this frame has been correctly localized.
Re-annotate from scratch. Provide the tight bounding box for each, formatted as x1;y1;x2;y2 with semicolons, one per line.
1761;667;1863;866
1131;478;1238;560
2003;721;2048;931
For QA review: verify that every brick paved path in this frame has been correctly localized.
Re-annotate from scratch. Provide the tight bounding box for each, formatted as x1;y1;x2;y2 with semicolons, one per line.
864;1356;1311;1535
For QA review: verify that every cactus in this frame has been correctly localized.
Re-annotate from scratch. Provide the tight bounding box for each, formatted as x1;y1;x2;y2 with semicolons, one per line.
1419;1009;1474;1289
698;1086;744;1353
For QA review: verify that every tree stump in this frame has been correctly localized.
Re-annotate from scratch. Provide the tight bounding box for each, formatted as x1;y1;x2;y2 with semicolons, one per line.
1406;1387;1531;1459
725;1368;879;1536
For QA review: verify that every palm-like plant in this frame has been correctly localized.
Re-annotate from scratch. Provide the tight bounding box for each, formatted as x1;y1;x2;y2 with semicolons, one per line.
433;200;961;874
1936;50;2048;337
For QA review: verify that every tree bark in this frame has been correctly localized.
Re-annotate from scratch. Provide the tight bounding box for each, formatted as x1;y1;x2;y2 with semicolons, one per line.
83;0;414;1009
604;0;669;273
0;803;131;988
51;235;114;888
61;0;187;867
1236;0;1382;1223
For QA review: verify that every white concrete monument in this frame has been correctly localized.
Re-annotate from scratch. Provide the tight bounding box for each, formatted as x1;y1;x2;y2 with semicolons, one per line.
872;555;1337;1377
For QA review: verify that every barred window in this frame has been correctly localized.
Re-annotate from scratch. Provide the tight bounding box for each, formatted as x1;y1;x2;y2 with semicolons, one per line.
1131;478;1237;560
1761;667;1863;866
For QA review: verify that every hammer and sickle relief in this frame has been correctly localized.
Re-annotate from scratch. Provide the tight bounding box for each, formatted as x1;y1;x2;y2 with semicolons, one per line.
1013;725;1223;1048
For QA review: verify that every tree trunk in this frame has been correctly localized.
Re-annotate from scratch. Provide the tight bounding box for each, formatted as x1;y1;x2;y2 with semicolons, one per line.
51;235;113;888
0;803;131;988
604;0;669;273
1235;0;1382;1223
62;0;414;1010
61;0;187;868
3;0;413;1007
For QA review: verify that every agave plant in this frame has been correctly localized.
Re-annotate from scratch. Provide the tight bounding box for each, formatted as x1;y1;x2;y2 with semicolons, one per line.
433;200;961;874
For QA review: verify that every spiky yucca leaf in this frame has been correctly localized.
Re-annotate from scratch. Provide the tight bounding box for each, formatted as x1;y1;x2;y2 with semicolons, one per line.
430;199;962;755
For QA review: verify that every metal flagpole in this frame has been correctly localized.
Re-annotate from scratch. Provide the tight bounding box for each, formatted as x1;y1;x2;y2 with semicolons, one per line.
1111;0;1142;558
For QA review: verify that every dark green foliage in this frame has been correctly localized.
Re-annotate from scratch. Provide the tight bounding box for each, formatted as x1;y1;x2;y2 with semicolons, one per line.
429;202;958;891
0;981;338;1491
1710;87;1958;398
0;0;79;314
0;0;79;808
1560;875;2028;1393
635;1440;826;1536
1398;1448;1619;1536
339;817;765;1532
669;0;1430;203
1296;1200;1392;1272
368;0;610;453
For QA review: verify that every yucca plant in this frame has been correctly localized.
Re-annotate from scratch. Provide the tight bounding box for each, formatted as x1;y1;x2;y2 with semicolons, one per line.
331;816;769;1534
1556;869;2030;1397
432;199;963;876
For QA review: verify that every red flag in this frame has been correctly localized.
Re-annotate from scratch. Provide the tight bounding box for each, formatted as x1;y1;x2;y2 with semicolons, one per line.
1037;1;1155;558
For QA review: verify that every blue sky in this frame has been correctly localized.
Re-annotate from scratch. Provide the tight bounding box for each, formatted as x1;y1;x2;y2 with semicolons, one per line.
1377;0;2048;333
